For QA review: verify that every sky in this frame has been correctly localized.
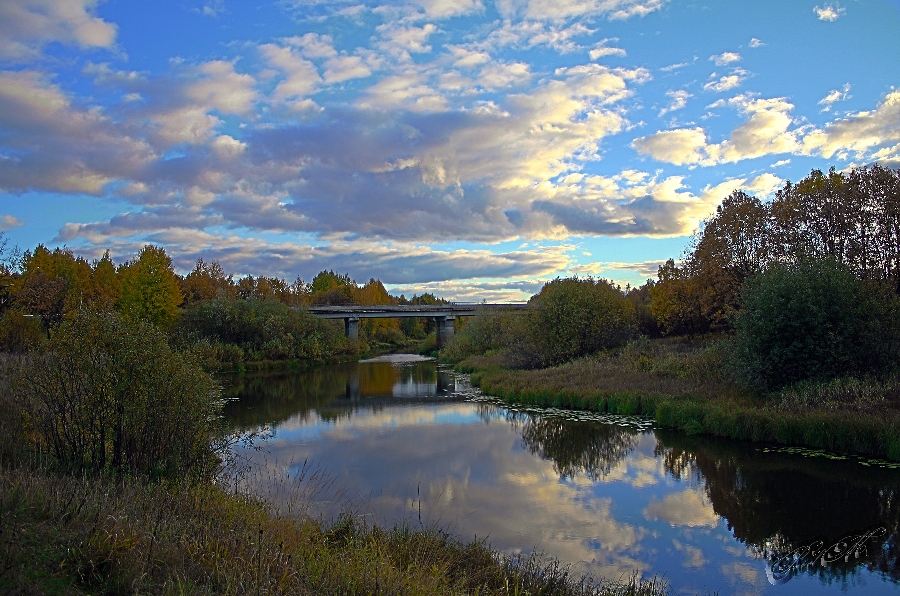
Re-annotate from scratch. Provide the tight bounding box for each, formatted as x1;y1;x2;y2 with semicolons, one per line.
1;0;899;301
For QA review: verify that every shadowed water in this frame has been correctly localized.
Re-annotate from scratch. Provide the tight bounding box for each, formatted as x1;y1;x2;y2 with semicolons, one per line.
222;355;900;596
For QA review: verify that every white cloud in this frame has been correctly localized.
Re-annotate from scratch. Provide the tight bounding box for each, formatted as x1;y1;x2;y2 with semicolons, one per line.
495;0;667;23
703;68;749;92
644;489;719;528
803;90;900;159
323;55;372;83
412;0;484;18
634;95;799;166
0;0;117;61
814;4;845;21
260;43;322;102
818;82;851;112
357;72;448;112
710;51;741;66
658;89;691;117
377;22;439;57
749;37;765;48
477;61;531;89
590;38;627;60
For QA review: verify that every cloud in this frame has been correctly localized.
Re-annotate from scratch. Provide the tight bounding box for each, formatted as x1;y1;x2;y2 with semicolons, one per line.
710;51;741;66
703;68;749;92
590;38;626;60
658;89;691;117
495;0;667;23
0;69;152;194
643;488;719;527
803;90;900;159
0;215;24;231
412;0;484;18
634;95;798;166
814;4;845;21
260;43;321;103
749;37;765;48
323;55;372;83
818;82;851;112
0;0;117;61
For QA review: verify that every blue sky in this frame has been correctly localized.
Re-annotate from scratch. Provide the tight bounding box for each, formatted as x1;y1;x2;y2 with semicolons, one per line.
1;0;899;300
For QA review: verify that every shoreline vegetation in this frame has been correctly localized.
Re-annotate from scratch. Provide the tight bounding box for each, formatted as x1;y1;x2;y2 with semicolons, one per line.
450;336;900;462
438;166;900;462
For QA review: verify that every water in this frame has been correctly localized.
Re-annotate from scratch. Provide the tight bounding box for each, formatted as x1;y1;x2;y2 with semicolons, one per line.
221;355;900;595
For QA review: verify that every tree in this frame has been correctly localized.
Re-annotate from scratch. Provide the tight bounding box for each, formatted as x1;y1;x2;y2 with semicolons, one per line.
15;311;220;479
88;250;119;311
117;245;183;328
732;258;900;393
528;277;636;366
182;258;233;304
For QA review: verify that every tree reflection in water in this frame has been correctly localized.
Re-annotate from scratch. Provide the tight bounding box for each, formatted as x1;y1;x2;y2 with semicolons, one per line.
654;430;900;585
493;410;640;481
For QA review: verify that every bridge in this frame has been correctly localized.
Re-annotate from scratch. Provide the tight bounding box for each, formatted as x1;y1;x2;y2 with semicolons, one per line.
306;304;528;348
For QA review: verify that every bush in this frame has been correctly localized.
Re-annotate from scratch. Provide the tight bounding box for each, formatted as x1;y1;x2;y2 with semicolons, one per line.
0;310;46;352
180;297;350;363
732;258;900;393
528;277;637;367
14;311;221;480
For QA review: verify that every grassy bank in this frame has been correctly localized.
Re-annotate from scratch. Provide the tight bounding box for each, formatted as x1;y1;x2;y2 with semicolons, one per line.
0;462;667;596
454;336;900;462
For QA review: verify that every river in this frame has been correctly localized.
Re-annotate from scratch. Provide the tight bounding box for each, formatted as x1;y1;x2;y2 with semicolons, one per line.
221;354;899;596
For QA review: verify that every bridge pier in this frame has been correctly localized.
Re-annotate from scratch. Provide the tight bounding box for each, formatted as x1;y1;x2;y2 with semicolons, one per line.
344;316;360;342
434;315;455;349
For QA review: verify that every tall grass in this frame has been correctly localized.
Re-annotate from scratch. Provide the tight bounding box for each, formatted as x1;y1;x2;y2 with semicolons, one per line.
461;336;900;461
0;461;669;595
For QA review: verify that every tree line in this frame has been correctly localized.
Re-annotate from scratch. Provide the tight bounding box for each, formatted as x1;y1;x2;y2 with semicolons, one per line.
0;242;443;360
449;165;900;395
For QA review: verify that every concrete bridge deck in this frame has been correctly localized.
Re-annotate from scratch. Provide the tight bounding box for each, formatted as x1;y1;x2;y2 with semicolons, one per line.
306;303;527;347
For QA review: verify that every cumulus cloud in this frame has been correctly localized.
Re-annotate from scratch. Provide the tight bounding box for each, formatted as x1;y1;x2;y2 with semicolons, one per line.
634;95;798;166
260;43;321;103
412;0;484;18
803;90;900;159
495;0;667;23
814;4;845;21
749;37;765;48
709;51;740;66
531;169;782;238
0;70;152;194
703;68;749;92
0;0;117;61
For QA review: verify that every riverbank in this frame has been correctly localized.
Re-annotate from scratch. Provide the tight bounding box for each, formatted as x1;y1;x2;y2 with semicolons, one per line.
0;462;667;596
453;336;900;462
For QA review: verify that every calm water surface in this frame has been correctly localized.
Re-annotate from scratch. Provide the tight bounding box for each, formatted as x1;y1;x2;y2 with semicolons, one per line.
222;355;900;596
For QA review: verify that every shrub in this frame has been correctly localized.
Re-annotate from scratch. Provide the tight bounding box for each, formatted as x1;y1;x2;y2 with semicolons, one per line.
732;258;900;393
528;277;637;367
14;310;221;480
180;297;349;363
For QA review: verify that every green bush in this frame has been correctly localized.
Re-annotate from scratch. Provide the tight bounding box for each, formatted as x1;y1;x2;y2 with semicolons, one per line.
180;297;349;363
14;311;221;480
528;277;637;367
732;258;900;393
